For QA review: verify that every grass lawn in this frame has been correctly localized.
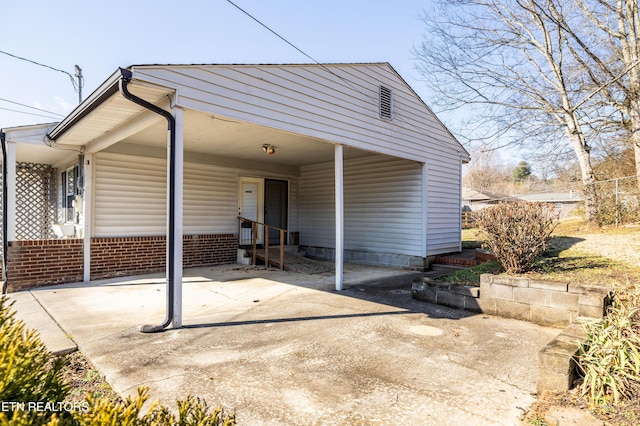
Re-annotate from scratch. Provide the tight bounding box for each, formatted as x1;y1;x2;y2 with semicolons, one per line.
452;219;640;289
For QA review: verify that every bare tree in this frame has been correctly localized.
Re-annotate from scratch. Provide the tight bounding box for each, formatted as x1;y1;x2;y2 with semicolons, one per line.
558;0;640;188
415;0;603;220
463;146;507;189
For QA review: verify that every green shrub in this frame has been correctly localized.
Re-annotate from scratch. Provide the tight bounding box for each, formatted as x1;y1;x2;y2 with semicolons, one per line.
576;283;640;406
0;297;71;425
0;297;235;425
75;387;234;426
474;202;559;274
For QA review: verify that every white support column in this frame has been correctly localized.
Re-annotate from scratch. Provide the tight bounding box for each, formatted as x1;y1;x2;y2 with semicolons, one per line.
334;144;344;291
83;153;94;282
421;162;428;258
6;142;16;242
171;106;184;328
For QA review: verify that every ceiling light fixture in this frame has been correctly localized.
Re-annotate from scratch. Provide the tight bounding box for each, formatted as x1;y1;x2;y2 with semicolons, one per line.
262;144;276;155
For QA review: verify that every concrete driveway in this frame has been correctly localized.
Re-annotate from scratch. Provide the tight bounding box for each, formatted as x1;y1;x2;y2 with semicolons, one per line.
13;264;559;425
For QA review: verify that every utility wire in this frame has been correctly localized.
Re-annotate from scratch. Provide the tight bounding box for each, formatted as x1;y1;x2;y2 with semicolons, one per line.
0;106;62;120
0;97;64;117
0;49;79;91
225;0;318;64
224;1;459;154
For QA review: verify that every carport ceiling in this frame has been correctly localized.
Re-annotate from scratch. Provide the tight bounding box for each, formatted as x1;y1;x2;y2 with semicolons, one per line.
122;109;373;166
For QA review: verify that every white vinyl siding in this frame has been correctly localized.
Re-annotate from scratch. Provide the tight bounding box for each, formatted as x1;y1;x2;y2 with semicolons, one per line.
94;153;167;236
300;155;423;256
132;64;467;165
129;63;466;255
94;152;299;238
184;162;237;234
426;157;463;254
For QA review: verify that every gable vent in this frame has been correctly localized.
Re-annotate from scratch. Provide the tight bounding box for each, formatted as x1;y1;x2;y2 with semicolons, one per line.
379;85;393;120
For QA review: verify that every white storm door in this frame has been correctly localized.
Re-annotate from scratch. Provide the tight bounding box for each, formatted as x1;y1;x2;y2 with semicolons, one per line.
239;177;264;244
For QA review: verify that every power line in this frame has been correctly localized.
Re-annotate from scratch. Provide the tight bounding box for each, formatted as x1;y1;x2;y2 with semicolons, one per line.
0;97;64;117
225;0;318;64
0;106;62;120
0;49;84;102
224;1;459;154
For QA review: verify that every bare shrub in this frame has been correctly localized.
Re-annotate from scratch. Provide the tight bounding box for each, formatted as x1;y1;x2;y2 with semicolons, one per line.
474;202;559;274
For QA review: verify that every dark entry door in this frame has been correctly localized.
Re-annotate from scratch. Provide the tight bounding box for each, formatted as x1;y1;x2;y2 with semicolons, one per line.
264;179;288;245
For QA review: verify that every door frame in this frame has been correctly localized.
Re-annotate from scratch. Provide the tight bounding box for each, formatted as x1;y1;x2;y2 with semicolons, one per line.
238;177;264;244
264;178;289;245
238;176;290;246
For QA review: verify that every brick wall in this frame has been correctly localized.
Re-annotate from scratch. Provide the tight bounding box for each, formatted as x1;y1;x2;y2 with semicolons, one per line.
3;234;238;291
183;234;237;267
90;236;166;280
6;239;84;292
90;234;237;280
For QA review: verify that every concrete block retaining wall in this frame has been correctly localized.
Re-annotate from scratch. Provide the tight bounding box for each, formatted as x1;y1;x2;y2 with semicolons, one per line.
412;274;610;328
412;273;611;395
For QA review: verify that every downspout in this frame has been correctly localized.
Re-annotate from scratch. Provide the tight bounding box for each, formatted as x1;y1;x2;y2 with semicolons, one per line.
118;68;176;332
1;131;7;294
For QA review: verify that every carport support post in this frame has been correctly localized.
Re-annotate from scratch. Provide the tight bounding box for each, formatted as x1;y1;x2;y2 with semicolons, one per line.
335;144;344;291
83;153;93;282
6;141;16;242
171;106;184;328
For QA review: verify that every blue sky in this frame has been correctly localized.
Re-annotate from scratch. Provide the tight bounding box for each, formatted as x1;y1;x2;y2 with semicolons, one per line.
1;0;445;130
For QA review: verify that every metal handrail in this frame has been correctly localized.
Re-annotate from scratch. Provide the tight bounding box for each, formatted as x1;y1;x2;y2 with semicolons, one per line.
238;216;288;270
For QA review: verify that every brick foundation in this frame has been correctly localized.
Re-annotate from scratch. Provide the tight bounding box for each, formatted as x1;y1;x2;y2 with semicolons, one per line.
183;234;237;267
90;236;166;280
6;239;84;292
4;234;238;291
90;234;237;280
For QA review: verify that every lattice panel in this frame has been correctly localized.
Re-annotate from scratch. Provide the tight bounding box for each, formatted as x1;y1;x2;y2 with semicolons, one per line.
15;163;57;240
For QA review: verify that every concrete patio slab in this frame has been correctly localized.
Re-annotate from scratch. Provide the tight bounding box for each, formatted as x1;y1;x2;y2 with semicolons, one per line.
6;290;76;355
13;264;559;425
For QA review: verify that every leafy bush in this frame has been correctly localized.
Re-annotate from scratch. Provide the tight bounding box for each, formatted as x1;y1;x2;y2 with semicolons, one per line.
75;387;234;426
474;202;559;274
0;296;235;425
0;297;71;425
577;283;640;406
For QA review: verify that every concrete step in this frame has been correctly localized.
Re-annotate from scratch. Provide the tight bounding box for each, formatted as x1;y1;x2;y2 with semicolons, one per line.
431;263;469;273
422;264;467;280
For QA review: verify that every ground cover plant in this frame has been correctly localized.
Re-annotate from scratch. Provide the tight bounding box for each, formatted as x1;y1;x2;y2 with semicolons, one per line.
0;297;235;426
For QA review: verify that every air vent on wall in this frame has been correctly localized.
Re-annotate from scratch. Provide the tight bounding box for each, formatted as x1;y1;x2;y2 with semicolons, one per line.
379;85;393;120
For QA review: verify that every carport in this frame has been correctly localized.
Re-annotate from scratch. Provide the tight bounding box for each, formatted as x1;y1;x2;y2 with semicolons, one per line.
2;63;469;331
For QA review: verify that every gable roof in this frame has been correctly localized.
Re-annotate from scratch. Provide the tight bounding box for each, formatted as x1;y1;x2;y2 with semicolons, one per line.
47;63;469;163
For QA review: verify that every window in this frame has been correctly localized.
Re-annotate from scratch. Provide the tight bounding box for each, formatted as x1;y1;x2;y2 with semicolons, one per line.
61;165;80;223
379;85;393;120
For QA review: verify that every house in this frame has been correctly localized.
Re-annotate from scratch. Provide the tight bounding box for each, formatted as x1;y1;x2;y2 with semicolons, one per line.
515;191;584;218
1;63;470;313
462;187;517;211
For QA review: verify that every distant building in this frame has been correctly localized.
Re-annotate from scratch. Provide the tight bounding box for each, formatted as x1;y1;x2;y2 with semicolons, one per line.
462;188;519;211
515;192;584;218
